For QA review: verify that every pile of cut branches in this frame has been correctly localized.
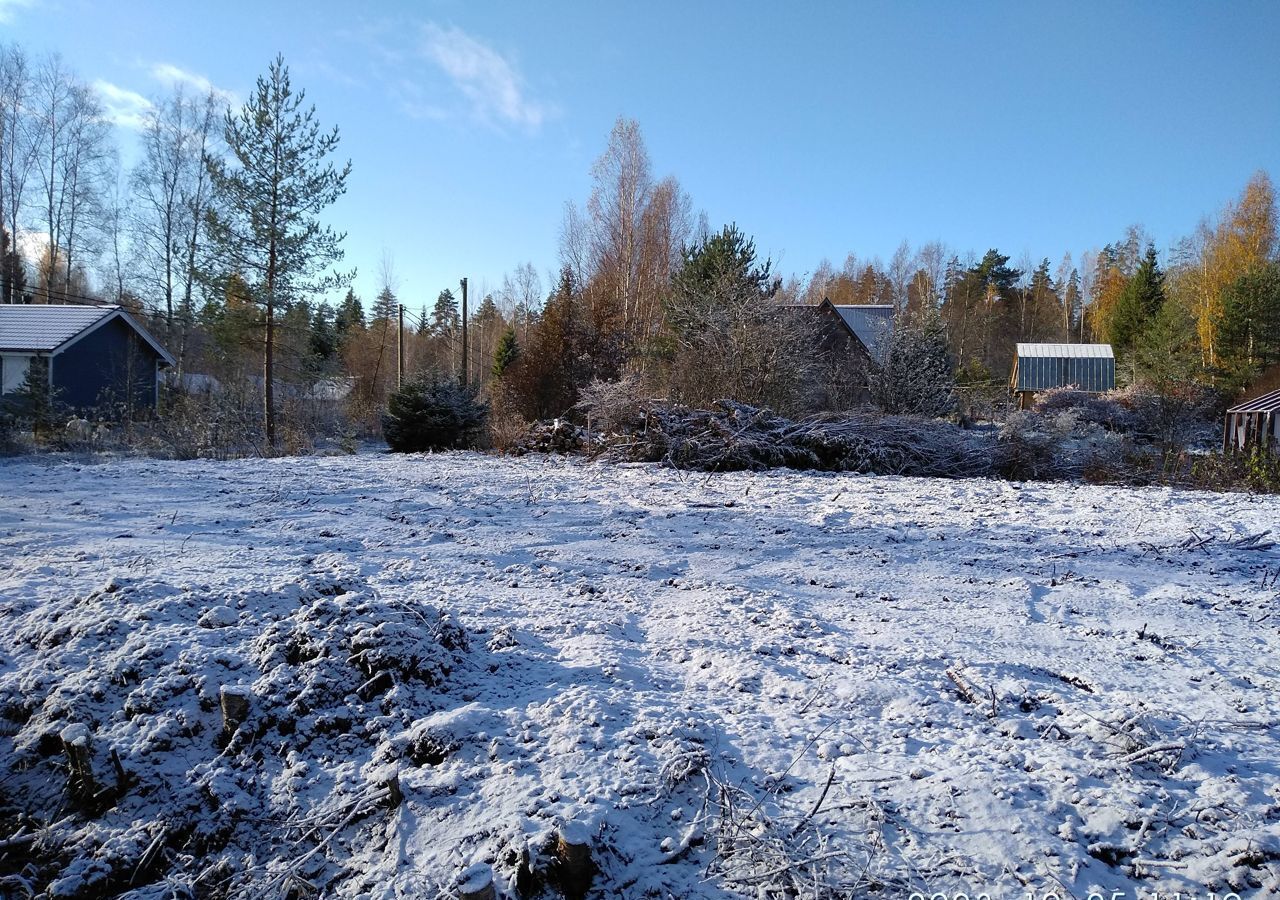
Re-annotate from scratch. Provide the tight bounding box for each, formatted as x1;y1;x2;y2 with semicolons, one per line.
604;400;996;477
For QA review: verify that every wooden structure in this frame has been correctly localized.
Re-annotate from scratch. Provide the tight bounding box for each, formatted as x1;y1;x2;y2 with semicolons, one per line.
785;299;894;408
0;304;174;412
1224;388;1280;454
1010;342;1114;409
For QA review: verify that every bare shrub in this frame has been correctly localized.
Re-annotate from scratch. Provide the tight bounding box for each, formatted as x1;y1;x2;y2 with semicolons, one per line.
1033;387;1135;431
576;374;645;434
1033;384;1218;453
151;383;263;459
487;388;533;453
1109;383;1218;452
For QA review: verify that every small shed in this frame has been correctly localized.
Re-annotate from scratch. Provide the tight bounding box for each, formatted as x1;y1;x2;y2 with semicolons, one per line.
0;303;175;414
1010;343;1115;408
1223;389;1280;454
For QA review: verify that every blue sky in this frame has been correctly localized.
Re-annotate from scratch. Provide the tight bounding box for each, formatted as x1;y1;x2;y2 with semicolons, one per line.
3;0;1278;309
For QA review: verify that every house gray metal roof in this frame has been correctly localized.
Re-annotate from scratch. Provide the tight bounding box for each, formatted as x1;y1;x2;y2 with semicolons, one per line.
832;304;894;359
1227;388;1280;414
1015;342;1114;359
0;303;118;352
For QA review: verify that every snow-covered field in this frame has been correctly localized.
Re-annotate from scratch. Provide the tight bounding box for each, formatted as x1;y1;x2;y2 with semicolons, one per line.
1;451;1279;899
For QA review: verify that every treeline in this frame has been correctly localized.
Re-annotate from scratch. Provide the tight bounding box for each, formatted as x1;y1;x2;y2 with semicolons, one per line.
2;40;1278;456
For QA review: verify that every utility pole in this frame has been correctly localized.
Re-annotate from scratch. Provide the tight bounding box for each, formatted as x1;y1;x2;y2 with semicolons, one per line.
459;277;469;388
397;303;405;387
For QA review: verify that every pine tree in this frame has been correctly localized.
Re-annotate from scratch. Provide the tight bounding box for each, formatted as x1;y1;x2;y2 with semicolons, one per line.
665;223;778;340
203;55;353;451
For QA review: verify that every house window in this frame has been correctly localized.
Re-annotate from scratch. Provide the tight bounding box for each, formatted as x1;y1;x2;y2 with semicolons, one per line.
0;354;32;394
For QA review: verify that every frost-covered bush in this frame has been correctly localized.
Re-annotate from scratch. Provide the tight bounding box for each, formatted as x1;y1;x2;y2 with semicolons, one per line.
1033;383;1218;452
577;373;645;433
1108;383;1218;451
867;311;956;418
1033;386;1135;431
996;410;1141;482
383;373;489;452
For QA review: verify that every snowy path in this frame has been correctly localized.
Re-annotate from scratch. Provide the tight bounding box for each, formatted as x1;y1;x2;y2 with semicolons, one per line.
1;452;1278;898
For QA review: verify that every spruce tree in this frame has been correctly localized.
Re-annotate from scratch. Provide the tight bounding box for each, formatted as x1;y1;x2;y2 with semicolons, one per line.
1;227;27;304
203;55;353;451
335;288;365;337
431;289;459;336
1108;245;1165;352
4;357;59;438
1220;262;1280;370
309;302;338;364
493;326;519;378
372;287;398;325
867;310;956;418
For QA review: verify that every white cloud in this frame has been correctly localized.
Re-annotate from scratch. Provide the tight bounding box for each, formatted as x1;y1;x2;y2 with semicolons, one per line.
0;0;35;24
92;80;153;130
419;23;547;129
149;63;236;103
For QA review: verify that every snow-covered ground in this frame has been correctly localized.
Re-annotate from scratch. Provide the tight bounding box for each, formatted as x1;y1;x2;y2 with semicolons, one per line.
1;451;1278;899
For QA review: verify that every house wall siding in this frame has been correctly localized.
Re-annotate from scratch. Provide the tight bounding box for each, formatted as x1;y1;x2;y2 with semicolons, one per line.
52;317;160;412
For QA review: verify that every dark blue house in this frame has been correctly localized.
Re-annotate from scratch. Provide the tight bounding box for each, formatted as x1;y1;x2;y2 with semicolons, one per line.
0;304;175;414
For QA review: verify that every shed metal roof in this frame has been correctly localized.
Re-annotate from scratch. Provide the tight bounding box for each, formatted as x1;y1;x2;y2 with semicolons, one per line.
1227;388;1280;414
0;304;118;352
833;304;894;359
1015;342;1114;359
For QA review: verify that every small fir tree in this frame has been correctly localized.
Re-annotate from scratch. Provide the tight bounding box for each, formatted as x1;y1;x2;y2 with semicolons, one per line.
867;310;956;417
3;357;61;438
382;373;489;452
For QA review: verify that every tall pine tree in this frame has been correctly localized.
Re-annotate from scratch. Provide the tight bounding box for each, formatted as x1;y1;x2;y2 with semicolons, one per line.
203;55;353;450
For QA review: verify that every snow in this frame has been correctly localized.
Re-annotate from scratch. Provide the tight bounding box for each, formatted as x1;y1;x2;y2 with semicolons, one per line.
1;451;1278;897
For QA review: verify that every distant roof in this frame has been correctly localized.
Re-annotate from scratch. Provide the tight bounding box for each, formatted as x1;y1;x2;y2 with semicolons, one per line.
832;304;894;358
1227;388;1280;414
0;303;117;351
1016;342;1114;359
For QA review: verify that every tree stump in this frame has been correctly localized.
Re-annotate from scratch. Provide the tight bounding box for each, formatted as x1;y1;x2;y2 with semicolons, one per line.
383;773;403;808
555;823;595;899
220;685;251;734
458;863;496;900
60;723;95;801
